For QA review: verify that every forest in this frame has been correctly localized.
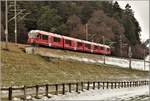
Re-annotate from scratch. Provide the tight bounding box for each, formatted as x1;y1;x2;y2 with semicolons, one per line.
1;1;148;59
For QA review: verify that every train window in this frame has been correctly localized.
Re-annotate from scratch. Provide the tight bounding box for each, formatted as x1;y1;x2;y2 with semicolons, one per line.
53;37;61;42
65;39;71;46
100;47;104;50
107;48;110;51
77;42;83;47
85;44;91;49
28;31;38;38
37;34;41;38
42;35;48;40
94;45;98;50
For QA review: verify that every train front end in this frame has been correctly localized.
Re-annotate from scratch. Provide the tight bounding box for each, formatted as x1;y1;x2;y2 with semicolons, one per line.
27;30;39;44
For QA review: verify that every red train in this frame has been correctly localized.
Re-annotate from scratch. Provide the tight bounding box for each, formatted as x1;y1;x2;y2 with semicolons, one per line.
28;30;111;55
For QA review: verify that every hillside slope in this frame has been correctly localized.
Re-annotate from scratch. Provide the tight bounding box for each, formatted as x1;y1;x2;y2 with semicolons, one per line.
1;42;149;86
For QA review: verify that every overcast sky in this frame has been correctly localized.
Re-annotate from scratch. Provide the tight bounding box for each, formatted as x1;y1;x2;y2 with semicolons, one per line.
117;0;149;42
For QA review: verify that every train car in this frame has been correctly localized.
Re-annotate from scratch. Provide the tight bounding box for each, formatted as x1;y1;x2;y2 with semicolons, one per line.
28;30;49;46
28;30;111;55
28;30;64;48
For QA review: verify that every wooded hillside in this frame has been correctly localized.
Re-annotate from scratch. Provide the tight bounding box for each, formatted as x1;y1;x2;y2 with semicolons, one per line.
1;1;148;59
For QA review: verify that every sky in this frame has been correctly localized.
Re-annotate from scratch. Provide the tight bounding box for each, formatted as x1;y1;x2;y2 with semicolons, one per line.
117;0;149;42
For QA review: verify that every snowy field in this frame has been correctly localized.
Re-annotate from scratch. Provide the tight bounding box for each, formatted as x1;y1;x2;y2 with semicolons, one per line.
32;85;149;101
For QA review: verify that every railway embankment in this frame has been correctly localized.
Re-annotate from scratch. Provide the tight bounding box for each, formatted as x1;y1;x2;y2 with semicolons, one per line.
1;42;149;87
25;46;149;71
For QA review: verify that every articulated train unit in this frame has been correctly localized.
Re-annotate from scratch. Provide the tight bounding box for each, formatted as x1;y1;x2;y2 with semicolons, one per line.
28;30;111;55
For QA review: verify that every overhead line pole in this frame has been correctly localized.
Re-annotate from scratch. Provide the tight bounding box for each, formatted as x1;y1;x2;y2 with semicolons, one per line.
120;35;122;58
14;0;17;44
5;0;8;49
103;36;105;64
86;23;88;41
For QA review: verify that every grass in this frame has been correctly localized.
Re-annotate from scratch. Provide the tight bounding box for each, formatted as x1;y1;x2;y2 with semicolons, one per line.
1;42;149;87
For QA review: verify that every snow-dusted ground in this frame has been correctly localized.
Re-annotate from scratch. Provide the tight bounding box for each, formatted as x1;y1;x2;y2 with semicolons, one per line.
35;49;150;71
38;85;149;101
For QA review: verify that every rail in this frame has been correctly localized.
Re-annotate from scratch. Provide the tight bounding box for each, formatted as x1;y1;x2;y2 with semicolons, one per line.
1;80;149;100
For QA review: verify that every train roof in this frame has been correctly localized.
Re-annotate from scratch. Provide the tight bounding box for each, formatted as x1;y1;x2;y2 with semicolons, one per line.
92;42;110;48
29;30;62;38
62;36;82;42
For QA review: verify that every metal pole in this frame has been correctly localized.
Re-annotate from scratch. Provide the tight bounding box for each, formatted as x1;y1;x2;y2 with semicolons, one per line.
14;0;17;44
144;49;145;70
103;36;105;64
128;46;132;69
5;0;8;49
86;23;88;41
120;35;122;58
149;38;150;97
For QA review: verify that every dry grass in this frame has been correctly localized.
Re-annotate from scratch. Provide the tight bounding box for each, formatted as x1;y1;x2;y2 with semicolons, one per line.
1;42;149;86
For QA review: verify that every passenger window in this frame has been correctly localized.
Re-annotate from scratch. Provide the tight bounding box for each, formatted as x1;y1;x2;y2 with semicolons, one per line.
42;35;48;40
53;37;61;42
77;42;82;47
100;47;104;50
94;45;98;50
85;44;91;49
37;34;41;38
65;40;71;46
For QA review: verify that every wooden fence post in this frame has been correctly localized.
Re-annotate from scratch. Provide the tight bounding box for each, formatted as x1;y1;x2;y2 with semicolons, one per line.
45;84;49;97
62;84;65;95
87;82;90;90
23;86;26;100
8;87;12;101
93;82;95;90
81;82;84;91
69;83;71;93
124;82;126;88
76;83;79;93
114;82;116;88
102;82;105;89
98;82;100;89
139;81;141;86
129;81;131;87
111;82;113;89
35;85;39;99
55;84;58;95
106;82;109;89
118;82;120;88
128;81;130;87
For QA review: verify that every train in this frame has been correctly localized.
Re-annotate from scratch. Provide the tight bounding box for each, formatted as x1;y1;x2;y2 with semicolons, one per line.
28;30;111;55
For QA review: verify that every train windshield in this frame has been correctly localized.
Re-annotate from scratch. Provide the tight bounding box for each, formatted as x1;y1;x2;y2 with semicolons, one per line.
28;30;38;38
